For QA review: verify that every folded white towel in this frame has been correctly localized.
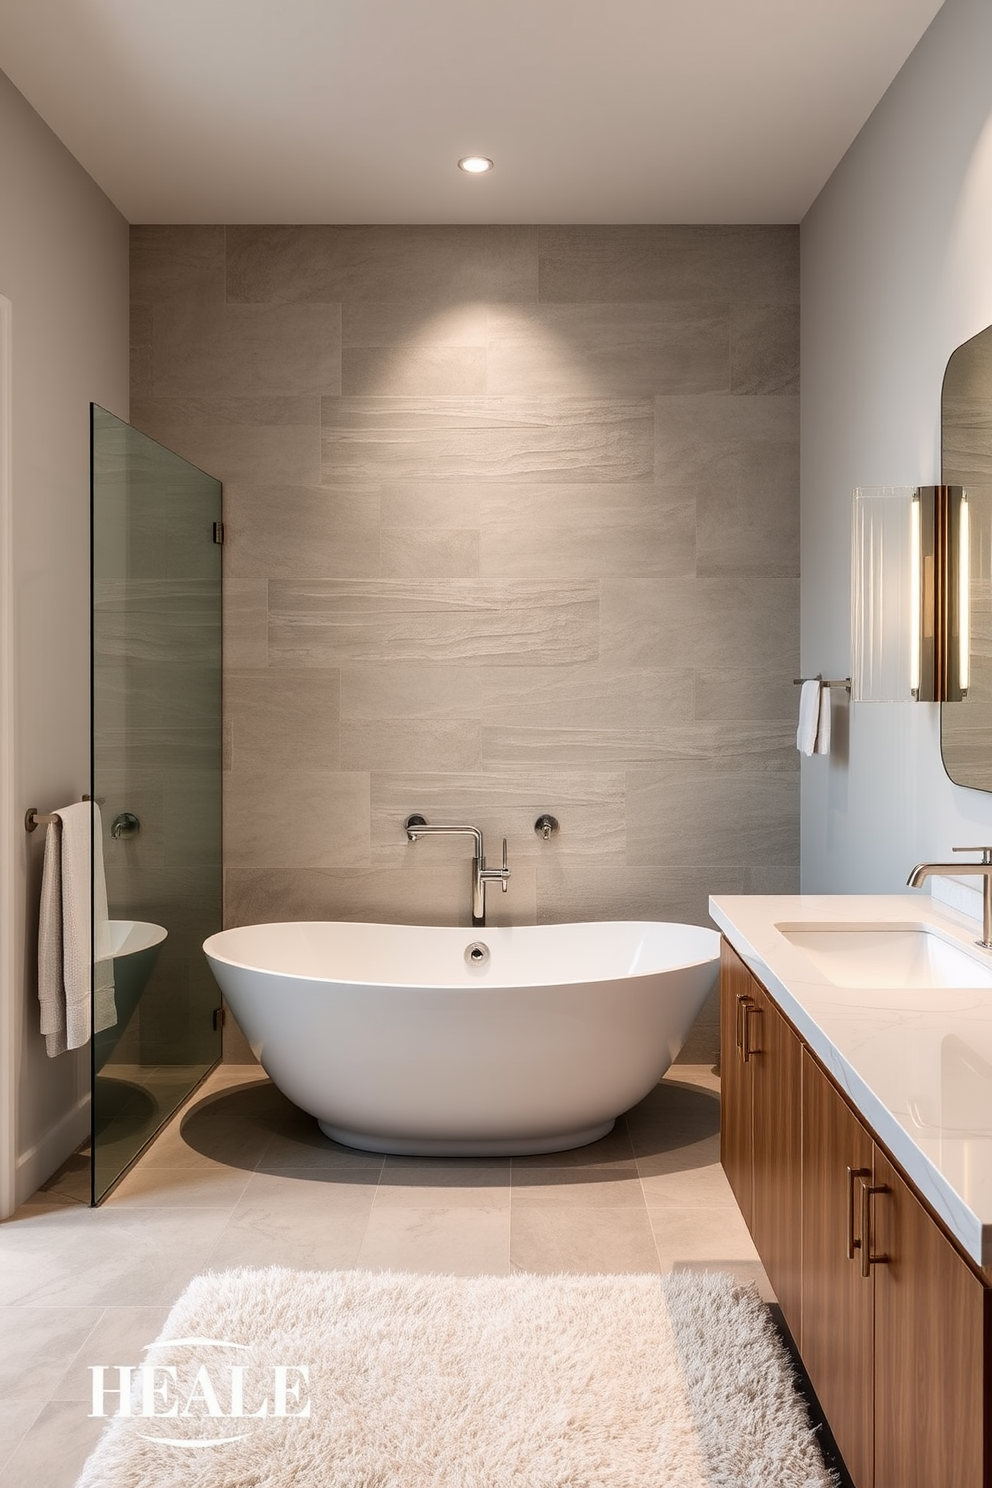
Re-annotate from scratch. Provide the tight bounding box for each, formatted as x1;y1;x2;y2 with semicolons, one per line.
37;802;117;1058
796;680;821;757
814;683;831;755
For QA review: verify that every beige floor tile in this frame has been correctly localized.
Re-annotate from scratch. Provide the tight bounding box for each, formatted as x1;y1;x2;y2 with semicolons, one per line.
647;1202;758;1261
203;1170;376;1271
50;1306;172;1402
373;1163;510;1209
0;1208;232;1308
511;1123;635;1170
638;1161;740;1208
0;1401;42;1475
103;1164;253;1210
631;1131;721;1171
510;1206;660;1274
0;1309;102;1401
356;1206;510;1275
511;1167;645;1207
258;1127;384;1172
136;1120;269;1172
0;1398;108;1488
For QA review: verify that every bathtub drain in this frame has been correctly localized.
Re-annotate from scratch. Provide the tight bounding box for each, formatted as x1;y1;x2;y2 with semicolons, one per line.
465;941;490;967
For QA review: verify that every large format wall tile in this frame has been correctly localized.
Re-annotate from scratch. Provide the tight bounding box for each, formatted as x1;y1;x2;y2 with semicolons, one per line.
226;667;341;772
223;483;381;582
132;395;321;485
625;769;799;867
227;225;540;304
370;770;626;865
600;577;799;672
224;769;370;870
133;223;800;1066
321;397;655;484
268;579;600;666
154;301;343;398
478;485;695;580
485;303;730;397
538;226;799;304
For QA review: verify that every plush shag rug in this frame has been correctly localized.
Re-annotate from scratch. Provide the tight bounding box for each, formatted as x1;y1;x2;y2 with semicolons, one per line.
75;1267;835;1487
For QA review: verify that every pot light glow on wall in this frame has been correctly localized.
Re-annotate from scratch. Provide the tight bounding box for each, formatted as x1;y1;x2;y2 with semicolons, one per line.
852;485;970;703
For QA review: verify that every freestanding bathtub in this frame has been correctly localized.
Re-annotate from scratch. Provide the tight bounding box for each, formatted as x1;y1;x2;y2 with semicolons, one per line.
202;920;719;1156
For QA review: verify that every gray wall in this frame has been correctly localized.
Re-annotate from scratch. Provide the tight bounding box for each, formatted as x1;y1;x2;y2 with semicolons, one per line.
801;0;992;892
131;224;800;1059
0;68;129;1209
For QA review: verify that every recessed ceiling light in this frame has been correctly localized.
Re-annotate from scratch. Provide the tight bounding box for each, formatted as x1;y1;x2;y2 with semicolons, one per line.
457;156;494;174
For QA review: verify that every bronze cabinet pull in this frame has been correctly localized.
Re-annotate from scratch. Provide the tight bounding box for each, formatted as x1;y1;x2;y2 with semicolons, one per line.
735;994;753;1055
846;1166;871;1259
741;1001;759;1063
859;1178;890;1278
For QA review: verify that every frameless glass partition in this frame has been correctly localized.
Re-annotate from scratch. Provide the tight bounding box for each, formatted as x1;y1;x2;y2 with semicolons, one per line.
91;405;223;1203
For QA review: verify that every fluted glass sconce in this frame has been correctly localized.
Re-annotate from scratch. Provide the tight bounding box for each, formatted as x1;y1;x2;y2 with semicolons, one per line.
851;485;969;702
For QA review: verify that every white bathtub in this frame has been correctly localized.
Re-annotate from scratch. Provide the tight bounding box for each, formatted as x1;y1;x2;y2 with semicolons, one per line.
202;920;719;1156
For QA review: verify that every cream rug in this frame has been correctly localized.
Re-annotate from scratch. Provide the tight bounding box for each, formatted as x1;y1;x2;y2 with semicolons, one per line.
75;1268;835;1487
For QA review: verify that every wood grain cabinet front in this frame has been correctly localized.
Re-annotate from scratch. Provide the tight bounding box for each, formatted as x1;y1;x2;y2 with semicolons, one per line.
801;1050;875;1488
720;938;992;1488
719;941;802;1336
872;1147;988;1488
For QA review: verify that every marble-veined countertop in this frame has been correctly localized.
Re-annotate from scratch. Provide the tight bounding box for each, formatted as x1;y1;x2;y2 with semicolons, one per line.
709;892;992;1269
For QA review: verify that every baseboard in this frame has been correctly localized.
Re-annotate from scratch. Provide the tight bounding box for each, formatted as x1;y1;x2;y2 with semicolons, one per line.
15;1093;90;1208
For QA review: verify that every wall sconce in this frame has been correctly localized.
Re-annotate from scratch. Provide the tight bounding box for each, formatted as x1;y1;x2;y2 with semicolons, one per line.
851;484;969;702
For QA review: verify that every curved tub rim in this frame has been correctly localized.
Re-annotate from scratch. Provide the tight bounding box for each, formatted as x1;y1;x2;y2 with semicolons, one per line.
202;918;721;990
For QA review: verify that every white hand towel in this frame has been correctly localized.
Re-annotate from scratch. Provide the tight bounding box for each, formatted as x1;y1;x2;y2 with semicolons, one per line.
37;802;117;1058
814;682;832;755
38;821;67;1056
796;680;821;757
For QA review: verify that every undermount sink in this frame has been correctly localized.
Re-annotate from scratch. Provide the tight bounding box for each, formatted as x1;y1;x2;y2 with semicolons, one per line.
775;923;992;990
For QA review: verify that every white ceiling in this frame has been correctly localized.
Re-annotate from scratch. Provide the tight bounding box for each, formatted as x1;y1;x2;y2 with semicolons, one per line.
0;0;945;224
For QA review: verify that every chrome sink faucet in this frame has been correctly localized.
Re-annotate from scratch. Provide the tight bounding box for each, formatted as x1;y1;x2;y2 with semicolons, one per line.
405;816;510;927
907;847;992;949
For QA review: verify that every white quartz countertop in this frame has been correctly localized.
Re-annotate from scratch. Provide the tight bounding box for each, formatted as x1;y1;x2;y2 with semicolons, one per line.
709;892;992;1270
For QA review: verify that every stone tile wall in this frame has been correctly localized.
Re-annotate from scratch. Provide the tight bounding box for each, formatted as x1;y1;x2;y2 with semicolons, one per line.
131;225;800;1059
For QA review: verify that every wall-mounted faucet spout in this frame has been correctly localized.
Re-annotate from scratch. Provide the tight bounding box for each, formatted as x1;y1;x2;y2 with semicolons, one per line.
404;816;510;926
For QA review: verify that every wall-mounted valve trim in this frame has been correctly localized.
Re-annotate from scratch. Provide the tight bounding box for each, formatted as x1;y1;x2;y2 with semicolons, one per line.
535;815;559;841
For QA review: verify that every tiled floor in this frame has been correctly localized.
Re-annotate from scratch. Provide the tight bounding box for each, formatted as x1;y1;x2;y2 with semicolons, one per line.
0;1061;771;1487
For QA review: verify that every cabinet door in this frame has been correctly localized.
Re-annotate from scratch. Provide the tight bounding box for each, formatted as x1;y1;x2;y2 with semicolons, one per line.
802;1051;875;1488
749;983;803;1341
719;940;754;1225
872;1148;988;1488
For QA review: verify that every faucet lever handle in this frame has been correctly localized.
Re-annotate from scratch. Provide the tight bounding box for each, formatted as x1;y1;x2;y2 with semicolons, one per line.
952;846;992;864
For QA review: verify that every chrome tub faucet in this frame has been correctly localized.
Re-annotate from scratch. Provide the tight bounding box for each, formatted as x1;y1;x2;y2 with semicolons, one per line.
908;846;992;949
405;816;510;927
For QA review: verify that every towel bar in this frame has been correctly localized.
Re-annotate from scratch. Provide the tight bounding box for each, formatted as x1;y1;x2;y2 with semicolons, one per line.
25;796;91;832
793;675;851;691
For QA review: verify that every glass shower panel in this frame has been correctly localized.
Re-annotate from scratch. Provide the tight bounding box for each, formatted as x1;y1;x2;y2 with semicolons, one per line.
91;405;223;1203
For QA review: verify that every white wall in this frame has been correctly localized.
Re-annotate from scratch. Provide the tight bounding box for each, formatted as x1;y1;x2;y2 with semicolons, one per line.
801;0;992;891
0;68;128;1212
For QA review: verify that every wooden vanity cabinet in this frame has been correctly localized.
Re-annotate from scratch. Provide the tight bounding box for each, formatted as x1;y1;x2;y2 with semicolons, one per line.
719;941;802;1337
719;939;755;1224
720;940;992;1488
801;1050;875;1488
872;1147;987;1488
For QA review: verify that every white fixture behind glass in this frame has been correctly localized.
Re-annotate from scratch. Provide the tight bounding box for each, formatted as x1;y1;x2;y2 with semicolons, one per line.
851;485;970;702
